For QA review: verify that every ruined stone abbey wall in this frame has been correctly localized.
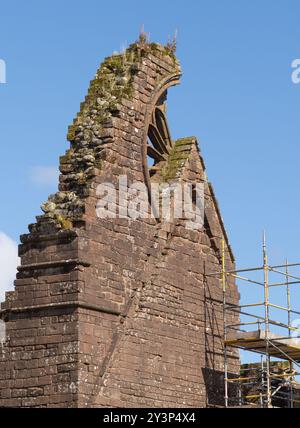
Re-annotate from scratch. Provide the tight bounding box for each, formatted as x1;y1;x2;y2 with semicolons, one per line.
0;39;239;408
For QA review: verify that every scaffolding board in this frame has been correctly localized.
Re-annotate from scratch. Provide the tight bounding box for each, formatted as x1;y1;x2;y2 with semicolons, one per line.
226;331;300;362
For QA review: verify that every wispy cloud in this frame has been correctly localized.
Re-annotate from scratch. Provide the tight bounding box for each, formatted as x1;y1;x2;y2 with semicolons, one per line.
0;232;19;302
30;166;59;187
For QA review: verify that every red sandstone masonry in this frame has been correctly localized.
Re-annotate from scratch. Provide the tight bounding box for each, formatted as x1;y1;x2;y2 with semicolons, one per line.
0;39;239;408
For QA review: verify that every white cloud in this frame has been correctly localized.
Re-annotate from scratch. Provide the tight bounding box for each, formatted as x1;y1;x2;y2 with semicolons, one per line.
0;232;19;302
30;166;59;187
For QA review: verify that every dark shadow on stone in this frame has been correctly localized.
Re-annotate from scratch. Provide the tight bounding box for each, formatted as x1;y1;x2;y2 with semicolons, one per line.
202;368;238;408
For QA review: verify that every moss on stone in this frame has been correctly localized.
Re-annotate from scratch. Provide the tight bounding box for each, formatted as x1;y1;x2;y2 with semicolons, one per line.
67;50;138;143
60;149;74;165
68;41;180;143
55;215;73;230
161;138;194;182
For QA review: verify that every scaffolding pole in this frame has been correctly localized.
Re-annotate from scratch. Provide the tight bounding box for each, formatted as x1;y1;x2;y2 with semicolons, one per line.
222;240;229;408
286;259;294;409
263;233;272;408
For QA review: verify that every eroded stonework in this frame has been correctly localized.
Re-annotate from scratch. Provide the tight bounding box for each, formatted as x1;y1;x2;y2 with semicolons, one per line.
0;37;239;408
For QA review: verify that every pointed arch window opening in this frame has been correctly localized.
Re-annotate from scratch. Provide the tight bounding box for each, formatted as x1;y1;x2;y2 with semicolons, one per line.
146;91;174;179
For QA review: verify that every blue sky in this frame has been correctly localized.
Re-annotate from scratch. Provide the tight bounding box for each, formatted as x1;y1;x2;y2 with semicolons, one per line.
1;1;300;346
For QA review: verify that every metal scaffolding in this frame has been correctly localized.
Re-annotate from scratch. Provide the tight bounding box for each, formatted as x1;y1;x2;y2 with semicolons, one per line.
208;236;300;408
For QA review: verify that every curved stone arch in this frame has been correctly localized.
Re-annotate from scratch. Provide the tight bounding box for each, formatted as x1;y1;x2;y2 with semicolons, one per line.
142;73;181;194
34;41;182;233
